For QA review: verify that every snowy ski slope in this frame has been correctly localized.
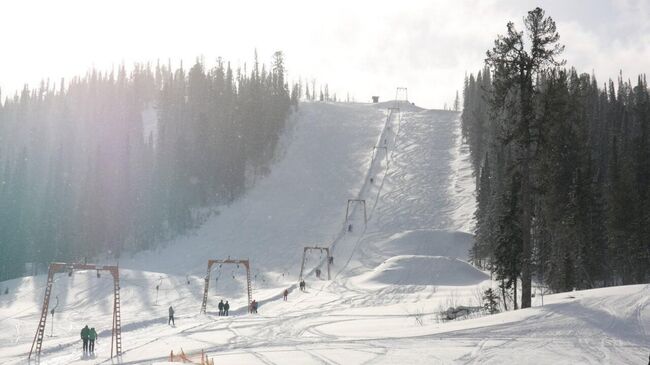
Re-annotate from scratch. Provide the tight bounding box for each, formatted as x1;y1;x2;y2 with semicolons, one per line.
0;101;648;364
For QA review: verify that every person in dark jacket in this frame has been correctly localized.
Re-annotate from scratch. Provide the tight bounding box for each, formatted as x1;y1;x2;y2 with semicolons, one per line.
88;327;97;354
80;325;90;353
168;305;175;325
218;300;224;316
224;301;230;316
283;289;288;301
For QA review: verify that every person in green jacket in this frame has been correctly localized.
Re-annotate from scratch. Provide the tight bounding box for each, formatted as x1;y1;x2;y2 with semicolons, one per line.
80;325;90;353
88;327;98;354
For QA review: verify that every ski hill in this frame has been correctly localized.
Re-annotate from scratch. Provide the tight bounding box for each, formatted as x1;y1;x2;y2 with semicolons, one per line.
1;101;648;364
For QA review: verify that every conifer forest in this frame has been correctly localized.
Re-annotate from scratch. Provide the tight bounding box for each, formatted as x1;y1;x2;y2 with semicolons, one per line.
463;8;650;308
0;53;295;280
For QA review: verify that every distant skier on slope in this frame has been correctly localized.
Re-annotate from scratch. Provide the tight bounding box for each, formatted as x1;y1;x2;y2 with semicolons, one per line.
299;280;305;291
218;300;224;316
224;301;230;316
251;300;258;313
315;268;321;279
80;325;90;354
88;327;97;354
168;305;175;325
283;289;289;301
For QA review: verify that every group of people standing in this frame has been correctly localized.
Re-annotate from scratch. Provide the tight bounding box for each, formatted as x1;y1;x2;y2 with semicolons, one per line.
218;300;230;316
80;325;98;355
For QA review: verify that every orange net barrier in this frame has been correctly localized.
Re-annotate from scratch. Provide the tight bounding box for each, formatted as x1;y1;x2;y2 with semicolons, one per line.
169;348;214;365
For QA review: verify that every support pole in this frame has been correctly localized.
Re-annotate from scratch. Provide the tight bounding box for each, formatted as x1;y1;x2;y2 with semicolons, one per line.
28;265;56;360
325;247;331;280
110;266;122;358
200;262;212;314
299;248;308;280
245;261;252;313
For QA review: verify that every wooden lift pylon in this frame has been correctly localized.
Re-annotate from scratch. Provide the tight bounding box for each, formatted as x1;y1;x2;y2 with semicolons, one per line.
345;199;367;224
299;246;331;281
395;87;408;104
200;259;252;314
28;262;122;360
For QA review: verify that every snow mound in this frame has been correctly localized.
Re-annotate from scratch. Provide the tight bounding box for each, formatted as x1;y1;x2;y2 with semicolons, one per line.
361;255;488;286
372;100;426;112
375;229;473;260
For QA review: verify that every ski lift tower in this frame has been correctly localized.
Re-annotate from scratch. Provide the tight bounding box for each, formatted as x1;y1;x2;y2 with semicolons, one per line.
299;246;332;280
395;87;408;107
29;262;122;360
200;259;252;314
345;199;367;225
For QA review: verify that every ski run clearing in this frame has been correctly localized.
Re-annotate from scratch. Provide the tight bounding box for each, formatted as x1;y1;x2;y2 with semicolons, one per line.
1;101;649;364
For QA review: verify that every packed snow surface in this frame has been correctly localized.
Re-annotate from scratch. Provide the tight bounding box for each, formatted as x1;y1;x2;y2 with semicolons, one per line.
1;101;648;364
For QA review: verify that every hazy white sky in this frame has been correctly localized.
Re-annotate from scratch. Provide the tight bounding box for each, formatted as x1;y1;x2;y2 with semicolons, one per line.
0;0;648;109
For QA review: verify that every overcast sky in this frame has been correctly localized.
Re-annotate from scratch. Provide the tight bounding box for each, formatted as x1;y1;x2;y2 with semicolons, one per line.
0;0;648;109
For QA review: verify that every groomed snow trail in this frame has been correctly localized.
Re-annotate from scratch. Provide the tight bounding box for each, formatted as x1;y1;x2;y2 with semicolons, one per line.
1;102;648;364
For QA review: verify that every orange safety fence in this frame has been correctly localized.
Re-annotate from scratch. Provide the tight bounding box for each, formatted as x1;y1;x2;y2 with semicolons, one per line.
169;348;214;365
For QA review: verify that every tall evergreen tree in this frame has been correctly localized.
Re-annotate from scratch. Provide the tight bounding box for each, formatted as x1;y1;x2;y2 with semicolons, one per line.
485;7;565;308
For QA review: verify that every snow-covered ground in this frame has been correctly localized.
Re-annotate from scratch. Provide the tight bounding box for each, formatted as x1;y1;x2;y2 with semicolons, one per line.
1;101;648;364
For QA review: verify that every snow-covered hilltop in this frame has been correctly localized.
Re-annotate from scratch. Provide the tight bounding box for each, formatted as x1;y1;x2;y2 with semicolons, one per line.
0;101;648;364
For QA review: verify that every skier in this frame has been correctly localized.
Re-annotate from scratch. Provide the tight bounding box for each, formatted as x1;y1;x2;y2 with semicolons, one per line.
299;280;305;291
315;268;321;279
88;327;97;354
370;177;374;184
348;224;353;232
224;301;230;316
80;325;90;354
218;300;224;316
283;289;288;301
251;300;258;313
329;256;334;265
168;305;175;325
